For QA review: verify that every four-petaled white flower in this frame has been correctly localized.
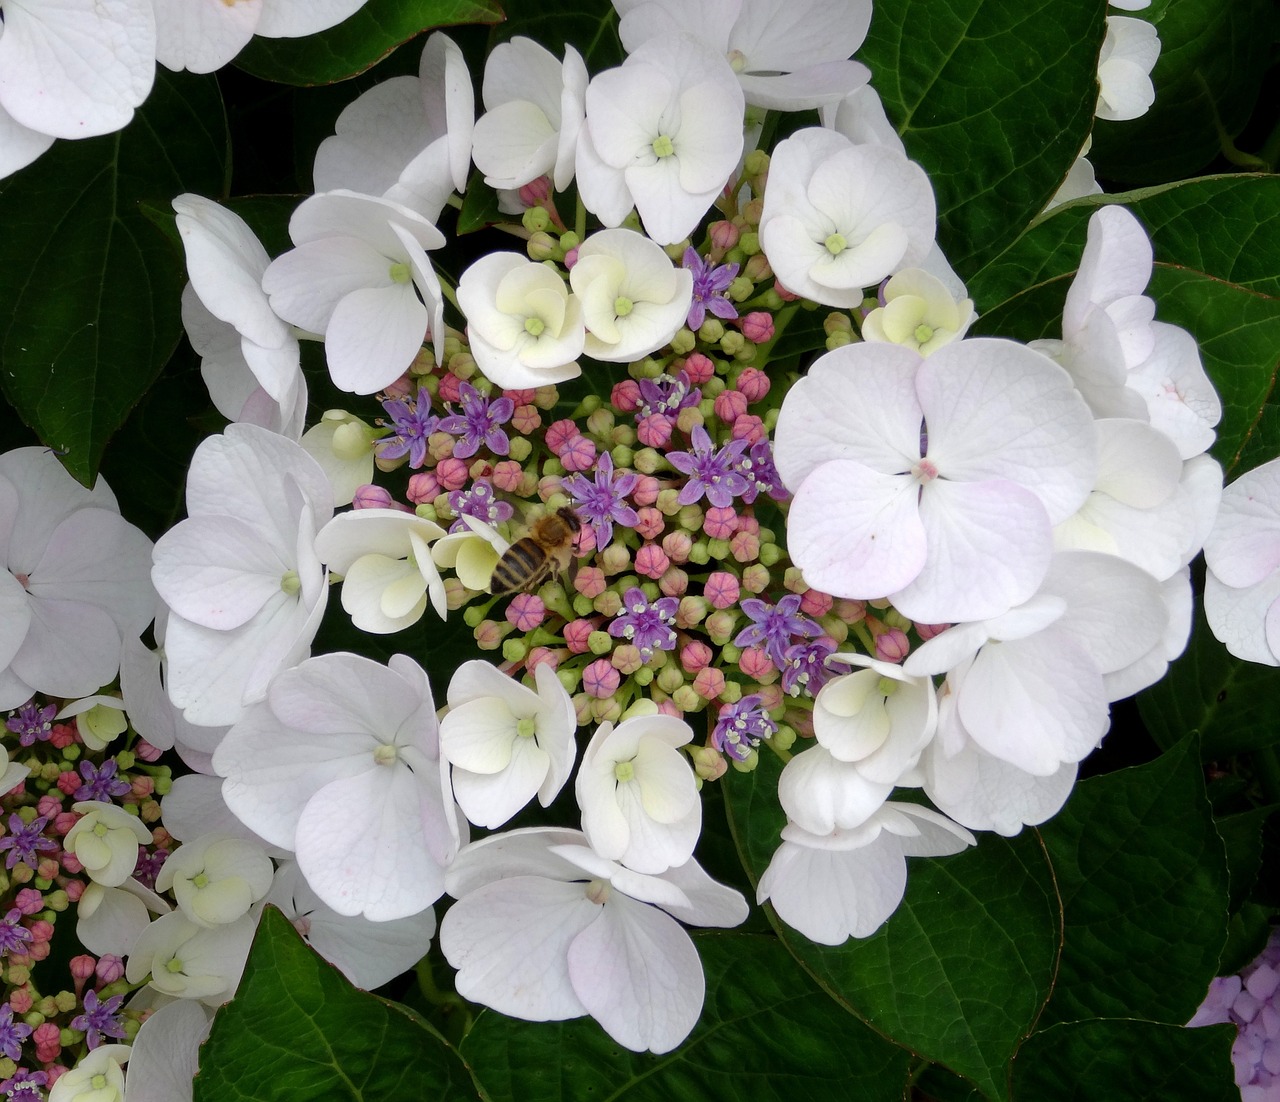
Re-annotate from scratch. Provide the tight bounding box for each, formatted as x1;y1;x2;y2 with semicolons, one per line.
860;268;975;356
154;833;275;929
440;660;578;829
457;252;586;389
64;801;155;888
575;712;701;874
441;827;748;1053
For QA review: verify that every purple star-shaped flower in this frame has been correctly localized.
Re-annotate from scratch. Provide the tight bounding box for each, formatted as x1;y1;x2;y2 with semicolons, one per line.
738;438;788;505
133;847;169;891
0;1068;46;1098
607;587;679;660
447;480;515;534
636;371;701;421
4;701;56;747
667;425;749;509
711;695;777;761
437;382;514;459
734;594;824;669
73;760;131;803
780;637;838;697
0;814;56;871
377;389;439;469
0;909;32;957
682;247;739;331
562;452;639;550
70;989;128;1050
0;1004;33;1062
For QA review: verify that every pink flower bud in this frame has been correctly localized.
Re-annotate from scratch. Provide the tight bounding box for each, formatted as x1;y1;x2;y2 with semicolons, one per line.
131;776;155;799
731;414;766;444
657;699;683;718
36;857;60;881
504;387;536;405
738;311;774;342
634;507;664;541
69;955;96;984
709;220;740;251
742;563;770;592
735;367;770;402
875;629;910;663
474;619;507;650
436;457;469;490
27;920;52;945
437;372;463;403
563;246;580;268
771;277;797;301
682;352;716;385
352;484;396;510
545;418;580;455
916;621;951;641
13;889;42;916
757;683;784;711
680;641;713;674
800;589;833;618
564;619;595;654
689;744;728;781
704;571;740;609
572;566;606;599
519;175;552;206
49;723;76;749
37;795;61;818
526;646;561;674
702;506;738;541
511;403;541;435
693;666;727;701
611;644;643;675
611;379;641;412
632;474;661;506
600;543;631;575
96;954;125;985
64;880;84;903
33;1022;61;1062
383;375;413;400
489;460;523;493
506;593;547;632
636;413;673;448
713;390;748;424
739;646;775;680
582;658;621;699
133;739;163;763
9;988;32;1014
635;543;670;579
559;435;598;472
658;567;688;597
729;530;760;562
53;811;78;836
661;530;692;563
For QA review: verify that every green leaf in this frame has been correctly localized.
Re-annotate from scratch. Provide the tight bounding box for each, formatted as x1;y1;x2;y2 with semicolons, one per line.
0;69;226;485
1035;737;1229;1027
1089;0;1277;183
234;0;504;86
1013;1020;1239;1101
194;908;472;1102
858;0;1107;279
1216;804;1275;912
456;932;912;1102
725;751;1060;1102
1139;603;1280;761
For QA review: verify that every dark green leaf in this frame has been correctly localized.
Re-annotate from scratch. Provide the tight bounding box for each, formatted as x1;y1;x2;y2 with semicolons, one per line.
490;0;624;73
1220;899;1277;975
725;750;1060;1102
234;0;504;86
1090;0;1277;183
456;932;912;1102
1013;1020;1239;1101
1139;602;1280;761
1216;804;1275;911
859;0;1107;278
1035;737;1229;1027
194;908;471;1102
0;69;226;484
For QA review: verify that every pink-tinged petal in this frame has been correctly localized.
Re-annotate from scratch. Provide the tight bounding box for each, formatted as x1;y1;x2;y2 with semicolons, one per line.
773;342;923;489
0;103;54;178
894;477;1052;624
253;0;367;38
0;0;155;138
152;515;286;630
1205;458;1280;588
125;1000;211;1102
923;727;1077;837
568;892;703;1053
1204;569;1280;667
296;762;453;920
451;737;549;829
11;597;121;699
787;460;926;600
441;875;596;1020
651;857;749;928
757;828;907;944
154;0;259;73
919;339;1097;522
1127;322;1221;460
958;631;1108;774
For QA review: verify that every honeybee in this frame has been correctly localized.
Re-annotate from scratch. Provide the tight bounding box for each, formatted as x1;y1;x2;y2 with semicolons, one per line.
488;507;583;596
